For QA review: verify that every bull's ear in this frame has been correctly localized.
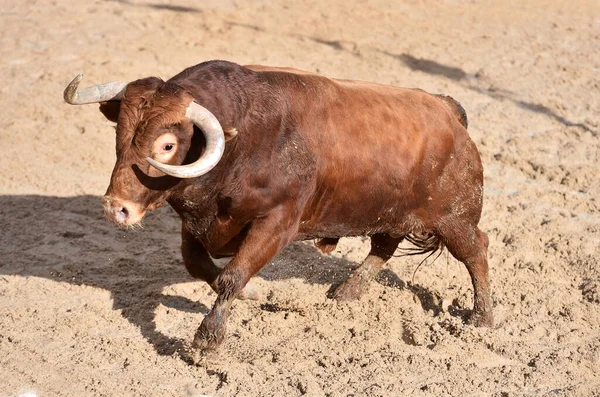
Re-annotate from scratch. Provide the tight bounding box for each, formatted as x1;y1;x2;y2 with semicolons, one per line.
223;126;238;142
99;100;121;123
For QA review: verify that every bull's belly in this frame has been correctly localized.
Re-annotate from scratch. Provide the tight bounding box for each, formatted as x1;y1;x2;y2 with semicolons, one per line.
295;208;417;241
296;181;422;240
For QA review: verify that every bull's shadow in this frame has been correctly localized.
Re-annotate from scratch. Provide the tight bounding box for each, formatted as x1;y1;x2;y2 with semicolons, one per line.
0;194;447;357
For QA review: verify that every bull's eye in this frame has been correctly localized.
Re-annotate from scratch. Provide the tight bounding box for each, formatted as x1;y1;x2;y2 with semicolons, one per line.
163;144;174;151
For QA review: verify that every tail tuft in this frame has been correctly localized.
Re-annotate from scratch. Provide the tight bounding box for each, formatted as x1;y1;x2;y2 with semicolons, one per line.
394;232;445;282
400;232;443;257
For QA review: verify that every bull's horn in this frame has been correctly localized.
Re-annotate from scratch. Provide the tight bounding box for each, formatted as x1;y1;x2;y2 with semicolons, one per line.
64;74;128;105
146;102;225;178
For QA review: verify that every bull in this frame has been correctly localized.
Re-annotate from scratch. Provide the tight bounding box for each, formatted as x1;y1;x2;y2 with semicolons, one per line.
64;60;492;356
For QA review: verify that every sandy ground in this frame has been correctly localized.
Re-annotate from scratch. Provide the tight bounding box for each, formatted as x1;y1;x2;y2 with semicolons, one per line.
1;0;599;396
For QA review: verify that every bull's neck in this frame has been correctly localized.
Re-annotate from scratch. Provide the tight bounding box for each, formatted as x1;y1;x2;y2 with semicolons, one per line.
172;61;254;131
167;175;219;219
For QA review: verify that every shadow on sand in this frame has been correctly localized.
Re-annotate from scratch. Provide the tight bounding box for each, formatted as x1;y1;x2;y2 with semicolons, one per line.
107;0;202;13
0;194;459;357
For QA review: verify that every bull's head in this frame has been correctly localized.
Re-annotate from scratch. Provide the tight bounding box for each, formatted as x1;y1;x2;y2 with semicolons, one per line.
64;74;225;227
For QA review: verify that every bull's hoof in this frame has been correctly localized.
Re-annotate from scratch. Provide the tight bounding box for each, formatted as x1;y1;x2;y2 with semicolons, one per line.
332;276;369;301
192;315;227;355
191;331;224;363
183;316;228;366
469;310;494;327
181;343;210;366
192;333;222;352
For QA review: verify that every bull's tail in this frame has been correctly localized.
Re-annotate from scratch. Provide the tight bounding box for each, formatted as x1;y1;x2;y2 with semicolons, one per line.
436;94;468;129
394;232;445;282
396;232;443;258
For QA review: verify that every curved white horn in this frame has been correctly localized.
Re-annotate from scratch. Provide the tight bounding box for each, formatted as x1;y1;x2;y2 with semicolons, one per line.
146;102;225;178
64;74;128;105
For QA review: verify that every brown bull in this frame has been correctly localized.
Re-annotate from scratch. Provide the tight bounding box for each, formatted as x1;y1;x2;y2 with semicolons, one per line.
64;60;492;356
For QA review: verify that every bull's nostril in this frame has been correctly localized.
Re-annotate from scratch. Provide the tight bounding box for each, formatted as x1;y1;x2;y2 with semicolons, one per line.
119;207;129;217
113;205;130;224
103;198;143;225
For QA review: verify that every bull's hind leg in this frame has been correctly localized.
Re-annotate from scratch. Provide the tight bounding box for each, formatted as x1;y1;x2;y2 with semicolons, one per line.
440;225;493;327
333;234;403;301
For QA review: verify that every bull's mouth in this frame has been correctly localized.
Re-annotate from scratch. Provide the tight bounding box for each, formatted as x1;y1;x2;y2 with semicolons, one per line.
102;196;147;228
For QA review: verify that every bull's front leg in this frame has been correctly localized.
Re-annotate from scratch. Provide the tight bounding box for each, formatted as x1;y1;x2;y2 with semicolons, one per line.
181;227;220;286
182;228;261;301
191;204;299;355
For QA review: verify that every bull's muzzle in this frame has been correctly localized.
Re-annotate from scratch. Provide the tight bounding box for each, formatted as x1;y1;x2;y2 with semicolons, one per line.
102;195;145;227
